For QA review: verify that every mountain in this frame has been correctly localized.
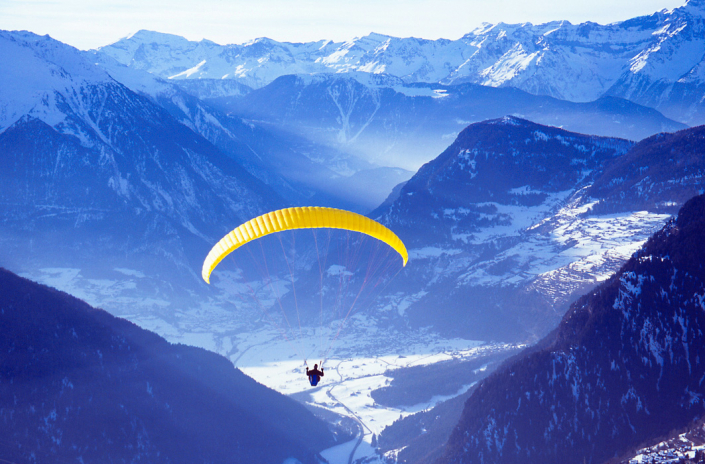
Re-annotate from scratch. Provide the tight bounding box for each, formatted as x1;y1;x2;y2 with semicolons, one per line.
604;0;705;126
96;30;469;91
375;350;523;464
0;267;337;463
365;118;705;343
274;120;704;464
0;30;283;312
370;123;704;464
97;30;337;90
97;1;705;125
221;74;685;171
368;117;636;341
449;1;705;126
586;124;705;215
437;192;705;464
171;78;253;100
377;117;632;244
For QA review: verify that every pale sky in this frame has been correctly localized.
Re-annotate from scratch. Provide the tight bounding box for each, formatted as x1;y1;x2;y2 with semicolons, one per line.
0;0;689;50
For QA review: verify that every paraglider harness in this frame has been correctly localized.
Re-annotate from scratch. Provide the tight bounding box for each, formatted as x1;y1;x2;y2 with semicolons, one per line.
305;361;324;387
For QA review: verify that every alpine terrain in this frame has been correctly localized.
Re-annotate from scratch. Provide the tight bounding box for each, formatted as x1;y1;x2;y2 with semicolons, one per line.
0;30;288;318
368;118;704;342
2;2;705;463
437;192;705;464
224;74;684;171
98;0;705;126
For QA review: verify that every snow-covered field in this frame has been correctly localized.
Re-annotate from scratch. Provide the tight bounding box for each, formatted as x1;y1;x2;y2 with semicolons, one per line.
129;306;515;463
225;319;515;464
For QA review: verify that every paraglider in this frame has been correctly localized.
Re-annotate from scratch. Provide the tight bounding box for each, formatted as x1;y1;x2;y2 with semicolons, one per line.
201;206;408;284
201;206;408;387
305;362;324;387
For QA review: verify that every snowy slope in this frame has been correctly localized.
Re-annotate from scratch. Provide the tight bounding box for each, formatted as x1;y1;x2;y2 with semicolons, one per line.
369;118;700;342
605;0;705;124
620;419;705;464
0;31;113;133
97;30;474;91
99;30;340;89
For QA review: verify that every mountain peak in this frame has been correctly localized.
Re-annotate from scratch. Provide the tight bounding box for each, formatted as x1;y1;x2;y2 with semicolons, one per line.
0;31;112;130
380;116;631;247
244;36;277;46
364;32;393;40
683;0;705;16
486;115;527;126
94;7;705;117
120;29;190;45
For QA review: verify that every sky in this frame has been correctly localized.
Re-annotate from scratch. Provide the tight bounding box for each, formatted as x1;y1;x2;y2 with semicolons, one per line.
0;0;689;50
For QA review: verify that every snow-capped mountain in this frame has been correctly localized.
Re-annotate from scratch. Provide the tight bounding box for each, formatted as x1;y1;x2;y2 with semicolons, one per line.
438;193;705;464
97;1;705;125
451;0;705;119
0;30;283;305
226;73;684;171
605;0;705;125
97;30;472;91
0;31;113;132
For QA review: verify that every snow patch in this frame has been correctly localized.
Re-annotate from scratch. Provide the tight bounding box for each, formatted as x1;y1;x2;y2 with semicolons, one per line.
409;247;462;259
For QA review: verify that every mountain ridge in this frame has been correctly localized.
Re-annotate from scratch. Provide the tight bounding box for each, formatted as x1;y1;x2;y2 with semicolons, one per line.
225;74;685;171
96;1;705;124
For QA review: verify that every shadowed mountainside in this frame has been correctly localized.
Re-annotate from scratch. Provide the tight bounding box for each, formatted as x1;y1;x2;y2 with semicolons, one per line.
438;193;705;464
0;268;337;463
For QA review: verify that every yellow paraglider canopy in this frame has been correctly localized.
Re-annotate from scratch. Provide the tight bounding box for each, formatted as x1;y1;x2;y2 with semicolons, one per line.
202;206;408;284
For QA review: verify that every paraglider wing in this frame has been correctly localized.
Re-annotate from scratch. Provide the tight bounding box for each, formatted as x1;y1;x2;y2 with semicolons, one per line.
202;206;409;284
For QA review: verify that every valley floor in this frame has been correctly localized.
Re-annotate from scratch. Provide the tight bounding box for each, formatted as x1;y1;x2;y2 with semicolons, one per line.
131;312;518;464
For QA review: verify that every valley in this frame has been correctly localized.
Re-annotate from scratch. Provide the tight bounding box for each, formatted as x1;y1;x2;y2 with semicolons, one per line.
2;2;705;462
